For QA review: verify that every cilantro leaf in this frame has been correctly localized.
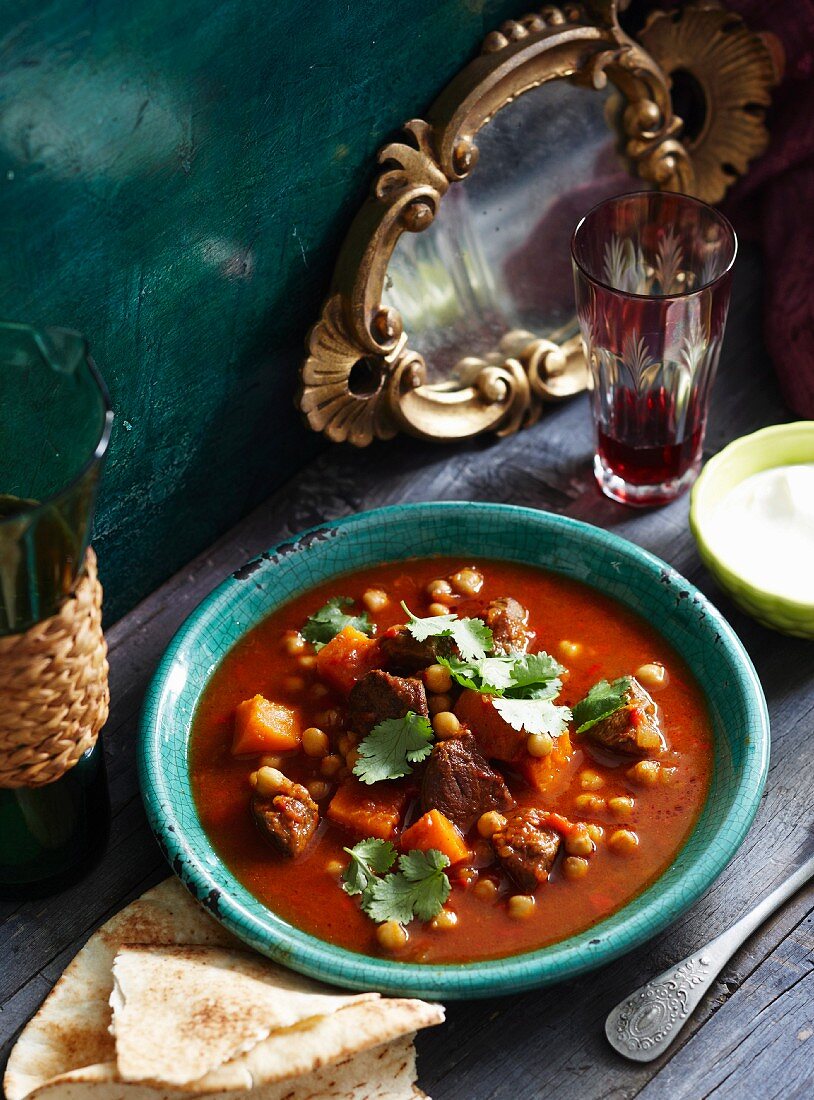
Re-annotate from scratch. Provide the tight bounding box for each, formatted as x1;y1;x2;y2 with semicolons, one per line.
572;676;633;734
491;697;572;737
440;649;564;699
301;596;373;651
341;838;397;898
353;711;434;785
401;603;493;662
362;849;451;924
509;652;565;692
439;654;515;694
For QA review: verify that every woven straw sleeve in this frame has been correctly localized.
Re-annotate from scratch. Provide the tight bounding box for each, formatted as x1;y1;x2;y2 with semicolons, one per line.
0;548;109;788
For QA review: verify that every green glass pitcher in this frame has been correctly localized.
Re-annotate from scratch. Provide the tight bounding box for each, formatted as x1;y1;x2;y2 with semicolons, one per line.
0;323;113;899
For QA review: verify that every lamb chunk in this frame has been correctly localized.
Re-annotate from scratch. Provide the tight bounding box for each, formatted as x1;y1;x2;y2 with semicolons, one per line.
485;597;534;655
421;733;514;830
348;669;428;735
379;626;454;674
491;808;561;892
251;767;319;858
585;677;665;757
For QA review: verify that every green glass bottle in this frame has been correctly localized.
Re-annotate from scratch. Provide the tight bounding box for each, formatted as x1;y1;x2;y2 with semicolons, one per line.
0;744;110;900
0;324;113;900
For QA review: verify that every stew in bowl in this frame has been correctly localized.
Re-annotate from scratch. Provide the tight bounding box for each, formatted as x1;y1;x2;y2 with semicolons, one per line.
140;503;769;998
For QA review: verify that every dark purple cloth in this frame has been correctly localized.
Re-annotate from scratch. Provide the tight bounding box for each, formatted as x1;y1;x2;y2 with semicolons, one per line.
722;0;814;417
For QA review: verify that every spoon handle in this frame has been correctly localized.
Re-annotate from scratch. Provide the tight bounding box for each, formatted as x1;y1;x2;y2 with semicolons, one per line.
605;851;814;1063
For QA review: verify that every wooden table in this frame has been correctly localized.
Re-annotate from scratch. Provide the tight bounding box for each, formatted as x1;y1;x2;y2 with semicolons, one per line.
2;248;813;1099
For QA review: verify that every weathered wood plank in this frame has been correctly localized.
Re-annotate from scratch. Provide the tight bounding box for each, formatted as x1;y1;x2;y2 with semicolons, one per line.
2;249;811;1100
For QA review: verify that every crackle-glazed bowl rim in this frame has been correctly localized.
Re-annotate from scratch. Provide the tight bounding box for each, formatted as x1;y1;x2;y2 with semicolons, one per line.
139;502;770;1000
690;421;814;635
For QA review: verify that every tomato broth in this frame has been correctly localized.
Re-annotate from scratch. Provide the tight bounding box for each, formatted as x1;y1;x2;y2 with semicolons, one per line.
190;558;712;964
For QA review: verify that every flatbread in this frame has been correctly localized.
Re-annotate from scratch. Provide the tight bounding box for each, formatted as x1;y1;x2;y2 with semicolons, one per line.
4;880;234;1100
111;946;377;1086
189;998;444;1093
5;878;444;1100
25;1036;426;1100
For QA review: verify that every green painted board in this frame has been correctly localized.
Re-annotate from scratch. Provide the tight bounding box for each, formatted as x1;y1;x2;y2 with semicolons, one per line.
0;0;521;620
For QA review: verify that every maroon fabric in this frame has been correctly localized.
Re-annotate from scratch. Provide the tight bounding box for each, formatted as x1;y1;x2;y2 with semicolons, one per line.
722;0;814;417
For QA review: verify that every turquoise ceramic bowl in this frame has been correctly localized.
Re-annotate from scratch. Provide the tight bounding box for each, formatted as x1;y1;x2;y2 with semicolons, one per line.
139;503;769;1000
690;422;814;639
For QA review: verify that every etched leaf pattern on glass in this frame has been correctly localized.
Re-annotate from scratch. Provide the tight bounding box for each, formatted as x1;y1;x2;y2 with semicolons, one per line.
603;235;648;295
653;228;684;295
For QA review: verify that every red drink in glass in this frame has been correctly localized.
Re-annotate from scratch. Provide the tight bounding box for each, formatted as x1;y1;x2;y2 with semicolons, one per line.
572;191;736;507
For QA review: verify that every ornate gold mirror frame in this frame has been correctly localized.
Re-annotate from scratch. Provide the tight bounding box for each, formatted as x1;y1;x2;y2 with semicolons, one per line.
298;0;780;446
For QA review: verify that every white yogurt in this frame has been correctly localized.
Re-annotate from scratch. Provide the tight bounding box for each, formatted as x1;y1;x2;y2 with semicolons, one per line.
703;464;814;604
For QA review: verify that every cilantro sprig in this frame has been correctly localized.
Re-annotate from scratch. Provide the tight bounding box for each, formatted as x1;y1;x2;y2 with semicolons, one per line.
440;649;570;737
439;650;564;699
353;711;434;785
341;841;451;925
401;603;493;662
572;676;634;734
301;596;373;651
365;849;451;924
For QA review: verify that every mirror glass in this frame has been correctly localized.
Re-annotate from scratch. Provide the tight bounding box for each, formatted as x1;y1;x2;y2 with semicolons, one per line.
382;79;650;386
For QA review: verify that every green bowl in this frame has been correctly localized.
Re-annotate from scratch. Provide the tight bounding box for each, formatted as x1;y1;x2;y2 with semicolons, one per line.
139;502;769;1000
690;422;814;639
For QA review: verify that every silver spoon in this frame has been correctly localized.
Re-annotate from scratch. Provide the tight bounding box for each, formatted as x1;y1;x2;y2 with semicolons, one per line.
605;850;814;1062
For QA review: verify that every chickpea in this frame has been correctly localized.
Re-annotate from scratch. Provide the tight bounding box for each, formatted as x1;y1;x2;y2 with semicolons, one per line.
563;856;589;880
608;828;639;854
337;734;352;756
283;675;306;694
424;663;452;694
377;920;409;952
637;727;663;752
302;727;329;757
252;766;287;797
508;894;535;920
432;711;461;740
660;767;677;786
298;655;317;671
346;748;360;770
565;825;594;857
574;793;606;813
451;568;484;597
635;662;668;690
320;753;343;777
428;693;452;716
431;907;458;931
558;640;583;660
579;769;604;791
362;588;389;614
310;682;330;700
307;780;331;801
527;732;554;758
282;632;306;655
457;867;477;889
259;753;284;769
586;823;604;845
608;795;635;819
477;810;507;839
628;760;661;786
325;859;344;879
428;601;450;617
473;877;499;902
426;578;453;602
316;708;341;729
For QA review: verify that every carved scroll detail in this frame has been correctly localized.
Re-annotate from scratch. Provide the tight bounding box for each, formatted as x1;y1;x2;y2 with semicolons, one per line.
298;1;773;446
